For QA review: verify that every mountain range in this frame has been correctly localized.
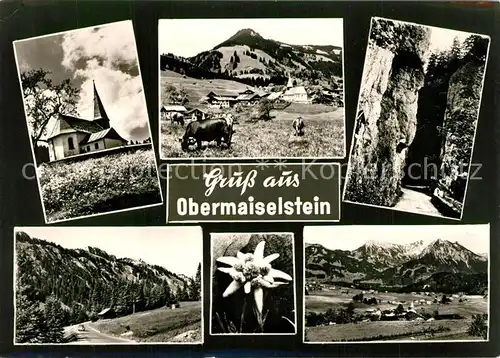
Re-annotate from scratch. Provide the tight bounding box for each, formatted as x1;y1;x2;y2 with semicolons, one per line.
160;28;343;88
305;239;487;294
15;231;196;317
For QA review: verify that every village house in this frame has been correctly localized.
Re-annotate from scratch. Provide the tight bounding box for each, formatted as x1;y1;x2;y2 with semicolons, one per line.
203;91;238;109
46;82;127;161
185;108;208;121
235;88;266;105
203;89;267;109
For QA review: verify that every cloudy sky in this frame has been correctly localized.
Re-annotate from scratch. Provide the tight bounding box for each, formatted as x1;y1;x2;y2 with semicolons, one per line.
17;226;203;277
428;25;487;53
304;224;490;255
159;18;344;57
14;20;150;141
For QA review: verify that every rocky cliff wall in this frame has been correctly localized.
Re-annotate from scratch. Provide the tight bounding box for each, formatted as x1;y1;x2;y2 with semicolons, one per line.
345;25;430;206
436;62;484;205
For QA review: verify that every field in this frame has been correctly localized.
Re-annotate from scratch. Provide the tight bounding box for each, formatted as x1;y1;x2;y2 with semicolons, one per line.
38;148;162;222
90;301;202;343
305;287;488;342
160;71;345;158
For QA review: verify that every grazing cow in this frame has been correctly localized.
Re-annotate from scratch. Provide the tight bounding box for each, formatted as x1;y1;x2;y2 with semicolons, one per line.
293;116;305;136
169;112;185;126
180;118;233;151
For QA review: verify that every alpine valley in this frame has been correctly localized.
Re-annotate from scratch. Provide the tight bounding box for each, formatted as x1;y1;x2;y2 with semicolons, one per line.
305;239;488;295
15;231;202;344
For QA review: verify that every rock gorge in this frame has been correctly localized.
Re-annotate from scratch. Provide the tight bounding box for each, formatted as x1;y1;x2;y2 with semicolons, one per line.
345;19;488;217
345;19;431;206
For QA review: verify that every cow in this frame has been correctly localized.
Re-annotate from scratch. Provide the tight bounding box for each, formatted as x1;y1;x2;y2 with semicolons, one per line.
180;118;233;151
224;113;234;127
168;112;185;126
293;116;305;136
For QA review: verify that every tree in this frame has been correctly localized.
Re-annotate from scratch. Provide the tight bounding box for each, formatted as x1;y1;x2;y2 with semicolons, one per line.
193;263;202;301
21;69;80;147
395;303;405;315
253;98;273;121
346;302;355;315
163;84;189;105
15;284;49;343
43;295;66;342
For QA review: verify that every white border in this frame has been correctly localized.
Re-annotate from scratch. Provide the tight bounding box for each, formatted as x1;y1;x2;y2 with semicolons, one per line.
302;224;491;344
209;232;297;336
166;162;341;223
341;16;492;221
13;225;205;346
157;18;347;160
12;20;164;225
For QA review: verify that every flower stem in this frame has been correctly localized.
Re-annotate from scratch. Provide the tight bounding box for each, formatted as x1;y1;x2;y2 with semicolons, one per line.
240;295;247;333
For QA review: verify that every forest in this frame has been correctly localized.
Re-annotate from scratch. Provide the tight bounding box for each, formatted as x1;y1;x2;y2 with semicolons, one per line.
403;32;489;202
15;231;202;343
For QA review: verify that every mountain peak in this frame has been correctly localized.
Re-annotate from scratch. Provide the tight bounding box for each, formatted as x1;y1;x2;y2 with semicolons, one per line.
364;240;397;249
228;28;263;40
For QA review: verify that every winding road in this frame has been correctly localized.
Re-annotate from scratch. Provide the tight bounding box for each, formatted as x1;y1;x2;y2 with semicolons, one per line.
394;187;442;216
64;323;135;344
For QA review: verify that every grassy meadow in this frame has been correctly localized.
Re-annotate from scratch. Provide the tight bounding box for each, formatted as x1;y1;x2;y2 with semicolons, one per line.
305;286;488;342
160;70;345;158
39;148;162;222
90;301;202;343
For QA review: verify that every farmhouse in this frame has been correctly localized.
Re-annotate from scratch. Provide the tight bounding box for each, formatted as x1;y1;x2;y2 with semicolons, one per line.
235;91;261;106
185;108;208;121
97;307;116;319
161;105;187;120
46;82;127;161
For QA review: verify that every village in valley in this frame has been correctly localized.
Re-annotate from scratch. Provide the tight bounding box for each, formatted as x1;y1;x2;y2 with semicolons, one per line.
159;19;345;158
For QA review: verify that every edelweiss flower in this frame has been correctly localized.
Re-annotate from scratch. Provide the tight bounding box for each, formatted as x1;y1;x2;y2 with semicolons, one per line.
216;240;292;313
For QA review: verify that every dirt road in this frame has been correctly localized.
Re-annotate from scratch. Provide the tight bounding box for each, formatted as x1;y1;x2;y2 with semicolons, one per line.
64;323;135;344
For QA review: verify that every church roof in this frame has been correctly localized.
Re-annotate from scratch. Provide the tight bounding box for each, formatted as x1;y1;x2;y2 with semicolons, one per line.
93;81;109;120
46;81;112;140
47;113;106;140
80;128;126;145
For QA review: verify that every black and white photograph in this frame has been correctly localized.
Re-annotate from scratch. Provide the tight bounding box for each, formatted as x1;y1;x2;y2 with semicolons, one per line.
159;18;345;159
303;225;489;343
210;233;296;335
14;227;203;345
343;17;490;219
13;21;162;223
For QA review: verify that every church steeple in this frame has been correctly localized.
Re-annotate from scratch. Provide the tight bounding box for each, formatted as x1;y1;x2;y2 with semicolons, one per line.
93;81;110;128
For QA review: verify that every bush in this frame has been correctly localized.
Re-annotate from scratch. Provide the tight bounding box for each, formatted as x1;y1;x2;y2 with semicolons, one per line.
467;314;488;339
39;149;161;220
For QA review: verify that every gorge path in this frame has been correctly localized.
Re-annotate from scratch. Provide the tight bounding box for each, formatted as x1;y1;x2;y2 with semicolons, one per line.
394;187;442;217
